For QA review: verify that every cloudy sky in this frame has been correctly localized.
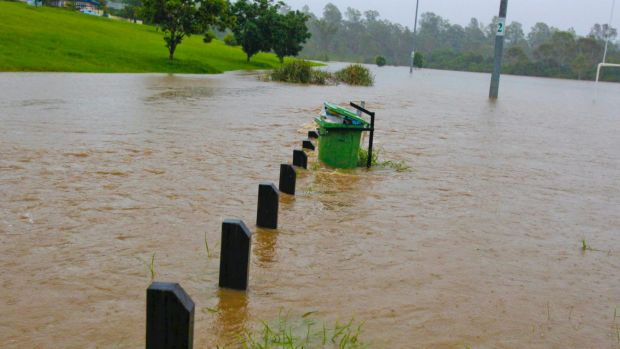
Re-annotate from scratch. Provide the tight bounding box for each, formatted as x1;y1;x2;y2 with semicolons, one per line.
284;0;618;36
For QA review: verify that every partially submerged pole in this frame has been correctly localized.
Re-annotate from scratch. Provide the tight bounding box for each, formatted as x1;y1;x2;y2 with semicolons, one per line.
146;282;195;349
279;164;296;195
489;0;508;99
293;149;307;169
219;219;252;290
409;0;420;74
256;182;279;229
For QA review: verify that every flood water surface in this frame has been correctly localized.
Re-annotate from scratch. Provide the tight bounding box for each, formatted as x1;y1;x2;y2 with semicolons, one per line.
1;67;620;348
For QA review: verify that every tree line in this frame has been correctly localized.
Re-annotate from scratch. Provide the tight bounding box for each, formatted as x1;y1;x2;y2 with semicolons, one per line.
299;3;620;82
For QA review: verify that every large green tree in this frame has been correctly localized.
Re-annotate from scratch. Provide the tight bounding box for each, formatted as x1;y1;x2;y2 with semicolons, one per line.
230;0;277;62
230;0;310;62
142;0;229;61
272;10;311;63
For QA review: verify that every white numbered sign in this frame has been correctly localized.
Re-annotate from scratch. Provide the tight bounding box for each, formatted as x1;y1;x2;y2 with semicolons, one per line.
496;17;506;36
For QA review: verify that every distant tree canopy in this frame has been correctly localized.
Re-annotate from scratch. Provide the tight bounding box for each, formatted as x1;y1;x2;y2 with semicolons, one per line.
230;0;310;62
299;3;620;82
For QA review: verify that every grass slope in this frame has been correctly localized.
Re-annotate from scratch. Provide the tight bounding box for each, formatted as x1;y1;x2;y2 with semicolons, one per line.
0;1;284;73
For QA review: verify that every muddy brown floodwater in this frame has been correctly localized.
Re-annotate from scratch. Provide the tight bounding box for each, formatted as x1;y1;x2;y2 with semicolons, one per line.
1;66;620;349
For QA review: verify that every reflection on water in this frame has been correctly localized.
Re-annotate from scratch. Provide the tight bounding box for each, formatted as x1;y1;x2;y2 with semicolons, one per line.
0;68;619;348
211;289;250;346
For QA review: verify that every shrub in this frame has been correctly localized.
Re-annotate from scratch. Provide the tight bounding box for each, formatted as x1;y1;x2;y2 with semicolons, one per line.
375;55;386;67
335;64;374;86
223;32;237;46
311;69;337;85
202;30;216;43
271;60;313;83
270;60;337;85
413;52;424;68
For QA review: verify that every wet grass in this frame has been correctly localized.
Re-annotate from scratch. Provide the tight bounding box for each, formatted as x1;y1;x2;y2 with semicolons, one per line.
358;148;410;172
139;253;156;281
239;312;367;349
205;231;212;258
0;2;285;73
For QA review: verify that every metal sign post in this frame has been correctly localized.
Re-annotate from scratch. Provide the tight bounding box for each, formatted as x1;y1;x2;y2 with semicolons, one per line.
489;0;508;99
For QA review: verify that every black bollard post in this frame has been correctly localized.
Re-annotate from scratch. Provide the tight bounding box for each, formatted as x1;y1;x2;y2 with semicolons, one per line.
302;139;315;151
279;164;296;195
146;282;195;349
308;130;319;139
256;182;278;229
293;149;307;169
219;219;252;290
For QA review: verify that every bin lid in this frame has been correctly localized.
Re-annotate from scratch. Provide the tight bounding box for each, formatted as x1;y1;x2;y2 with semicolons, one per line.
315;102;370;129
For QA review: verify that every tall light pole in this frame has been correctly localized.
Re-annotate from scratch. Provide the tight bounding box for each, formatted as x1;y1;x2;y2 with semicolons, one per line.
410;0;420;73
489;0;508;99
602;0;616;64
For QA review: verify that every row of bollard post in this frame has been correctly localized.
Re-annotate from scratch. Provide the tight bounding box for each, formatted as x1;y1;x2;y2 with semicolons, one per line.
145;130;318;349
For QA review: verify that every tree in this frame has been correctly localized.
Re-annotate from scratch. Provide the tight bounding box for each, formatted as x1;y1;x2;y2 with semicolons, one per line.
589;23;618;43
272;10;311;63
117;0;142;22
230;0;277;62
142;0;229;61
506;21;527;48
315;3;342;52
144;0;197;61
528;22;557;49
413;52;424;68
375;55;386;66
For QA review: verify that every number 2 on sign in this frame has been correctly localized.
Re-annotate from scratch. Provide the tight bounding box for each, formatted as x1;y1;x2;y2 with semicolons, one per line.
496;18;506;36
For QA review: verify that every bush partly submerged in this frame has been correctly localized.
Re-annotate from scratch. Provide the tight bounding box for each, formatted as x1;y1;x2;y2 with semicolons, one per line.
270;60;335;85
270;60;374;86
335;64;374;86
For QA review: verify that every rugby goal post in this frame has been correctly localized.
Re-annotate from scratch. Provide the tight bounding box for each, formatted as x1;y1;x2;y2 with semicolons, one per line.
596;62;620;83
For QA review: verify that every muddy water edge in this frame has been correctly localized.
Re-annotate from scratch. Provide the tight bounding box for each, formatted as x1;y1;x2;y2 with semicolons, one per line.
1;67;620;348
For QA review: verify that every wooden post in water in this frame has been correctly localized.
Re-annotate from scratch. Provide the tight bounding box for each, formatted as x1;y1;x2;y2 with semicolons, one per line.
489;0;508;99
302;139;315;151
219;219;252;290
293;149;307;169
256;182;279;229
146;282;195;349
279;164;296;195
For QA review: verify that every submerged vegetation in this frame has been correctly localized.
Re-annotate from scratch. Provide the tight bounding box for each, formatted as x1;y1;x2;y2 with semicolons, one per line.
334;64;374;86
270;60;336;85
240;312;367;349
357;148;410;172
270;60;374;86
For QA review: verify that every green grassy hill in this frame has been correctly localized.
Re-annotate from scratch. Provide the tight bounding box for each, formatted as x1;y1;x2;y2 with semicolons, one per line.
0;1;285;73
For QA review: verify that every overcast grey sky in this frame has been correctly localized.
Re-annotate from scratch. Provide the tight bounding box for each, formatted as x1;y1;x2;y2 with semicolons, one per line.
284;0;618;35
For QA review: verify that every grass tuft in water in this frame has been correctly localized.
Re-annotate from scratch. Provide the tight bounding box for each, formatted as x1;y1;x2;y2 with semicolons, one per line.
240;312;367;349
204;231;212;258
358;148;410;172
141;253;156;281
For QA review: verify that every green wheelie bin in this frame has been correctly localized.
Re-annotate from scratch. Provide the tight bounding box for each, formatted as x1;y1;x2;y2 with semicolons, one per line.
314;102;370;169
